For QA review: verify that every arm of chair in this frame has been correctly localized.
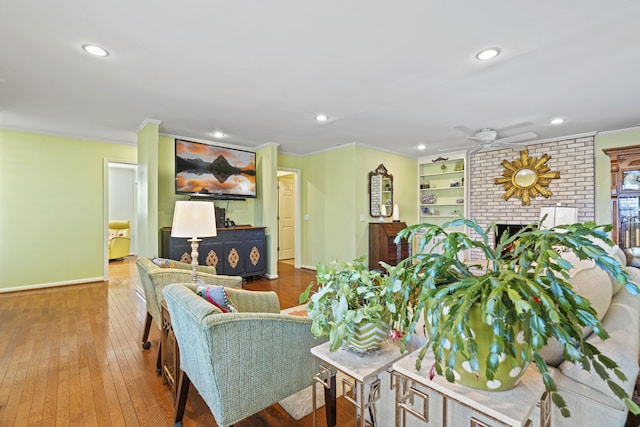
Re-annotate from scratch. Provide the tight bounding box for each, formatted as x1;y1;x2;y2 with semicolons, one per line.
197;272;243;289
224;287;280;313
109;236;130;250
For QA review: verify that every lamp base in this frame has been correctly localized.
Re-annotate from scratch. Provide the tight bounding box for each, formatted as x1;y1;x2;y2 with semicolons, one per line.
188;238;202;283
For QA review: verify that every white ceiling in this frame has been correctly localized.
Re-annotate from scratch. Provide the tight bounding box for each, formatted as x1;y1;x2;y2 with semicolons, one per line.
1;1;640;157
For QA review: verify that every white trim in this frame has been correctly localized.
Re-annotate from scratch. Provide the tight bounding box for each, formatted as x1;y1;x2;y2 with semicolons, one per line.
0;277;105;294
104;158;138;280
136;118;162;133
264;273;279;279
0;124;136;145
278;141;416;160
277;167;302;269
299;264;317;271
598;126;640;136
255;142;280;150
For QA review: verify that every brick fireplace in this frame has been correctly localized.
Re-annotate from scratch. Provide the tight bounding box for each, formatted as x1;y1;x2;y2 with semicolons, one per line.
468;136;595;259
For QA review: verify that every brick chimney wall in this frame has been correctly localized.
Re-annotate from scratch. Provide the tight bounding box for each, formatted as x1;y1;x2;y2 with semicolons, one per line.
467;136;595;259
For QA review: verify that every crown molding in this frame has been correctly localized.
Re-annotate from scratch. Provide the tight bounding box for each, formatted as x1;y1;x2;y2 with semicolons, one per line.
136;118;162;133
0;124;135;146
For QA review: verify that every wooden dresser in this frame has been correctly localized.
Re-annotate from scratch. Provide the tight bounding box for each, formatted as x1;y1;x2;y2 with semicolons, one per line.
368;222;408;270
161;226;266;278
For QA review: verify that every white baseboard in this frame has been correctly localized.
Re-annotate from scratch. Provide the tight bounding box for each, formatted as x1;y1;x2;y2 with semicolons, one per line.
299;264;316;271
0;277;105;293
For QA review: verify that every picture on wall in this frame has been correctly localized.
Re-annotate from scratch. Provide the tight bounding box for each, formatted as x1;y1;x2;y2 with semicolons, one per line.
175;139;257;199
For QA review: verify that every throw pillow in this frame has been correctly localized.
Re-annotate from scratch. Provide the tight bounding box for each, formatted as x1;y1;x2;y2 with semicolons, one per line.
539;254;613;366
152;257;175;268
196;281;238;313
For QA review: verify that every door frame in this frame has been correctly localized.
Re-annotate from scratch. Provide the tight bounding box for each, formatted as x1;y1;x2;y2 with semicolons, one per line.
103;159;138;280
277;168;301;268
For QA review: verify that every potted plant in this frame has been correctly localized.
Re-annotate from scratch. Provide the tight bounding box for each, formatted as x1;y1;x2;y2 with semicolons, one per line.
300;256;399;352
388;217;640;418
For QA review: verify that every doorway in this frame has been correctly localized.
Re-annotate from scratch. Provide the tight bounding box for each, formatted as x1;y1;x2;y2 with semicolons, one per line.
277;169;300;267
104;160;137;279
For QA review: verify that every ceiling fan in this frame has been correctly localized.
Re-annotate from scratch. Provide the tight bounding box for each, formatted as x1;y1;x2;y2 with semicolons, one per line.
462;128;537;153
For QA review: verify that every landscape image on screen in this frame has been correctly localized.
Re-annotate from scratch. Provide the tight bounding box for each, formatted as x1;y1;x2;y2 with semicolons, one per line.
175;139;256;197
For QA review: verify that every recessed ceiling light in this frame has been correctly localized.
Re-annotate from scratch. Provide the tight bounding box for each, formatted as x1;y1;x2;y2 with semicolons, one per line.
417;144;426;150
315;114;328;122
550;117;564;125
81;44;109;57
475;47;501;61
212;131;226;138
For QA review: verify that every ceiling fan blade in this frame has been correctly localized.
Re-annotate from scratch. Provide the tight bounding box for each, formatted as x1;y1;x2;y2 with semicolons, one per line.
466;136;482;141
438;144;476;153
453;125;473;134
495;132;537;145
498;121;533;133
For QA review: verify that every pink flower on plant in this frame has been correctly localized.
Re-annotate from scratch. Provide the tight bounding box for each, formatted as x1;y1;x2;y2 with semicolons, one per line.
429;364;436;381
389;329;404;340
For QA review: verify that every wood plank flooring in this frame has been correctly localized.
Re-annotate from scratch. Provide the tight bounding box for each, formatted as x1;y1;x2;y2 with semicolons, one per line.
0;257;356;427
4;257;637;426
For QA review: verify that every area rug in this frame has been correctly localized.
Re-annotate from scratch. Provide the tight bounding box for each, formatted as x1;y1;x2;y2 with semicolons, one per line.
278;372;347;420
279;304;346;420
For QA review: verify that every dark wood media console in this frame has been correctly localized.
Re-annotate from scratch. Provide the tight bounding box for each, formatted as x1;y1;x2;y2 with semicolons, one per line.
161;226;266;278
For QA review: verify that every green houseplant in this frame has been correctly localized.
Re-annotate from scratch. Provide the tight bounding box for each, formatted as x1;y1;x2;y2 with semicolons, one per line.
389;217;640;418
300;256;399;352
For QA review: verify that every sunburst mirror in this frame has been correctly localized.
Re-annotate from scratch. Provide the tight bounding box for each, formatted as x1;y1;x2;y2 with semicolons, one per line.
494;149;560;205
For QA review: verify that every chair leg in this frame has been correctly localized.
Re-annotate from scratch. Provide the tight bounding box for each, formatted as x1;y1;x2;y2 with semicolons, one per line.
142;312;152;349
156;339;163;375
173;370;190;427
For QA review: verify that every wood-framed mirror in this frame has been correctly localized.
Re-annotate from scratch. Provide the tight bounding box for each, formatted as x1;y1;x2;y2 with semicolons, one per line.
369;164;393;217
494;149;560;205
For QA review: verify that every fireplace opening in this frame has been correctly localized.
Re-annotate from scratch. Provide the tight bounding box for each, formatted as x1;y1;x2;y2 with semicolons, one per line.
495;224;528;256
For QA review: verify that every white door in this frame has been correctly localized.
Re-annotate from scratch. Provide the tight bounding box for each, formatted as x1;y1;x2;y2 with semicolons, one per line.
278;175;295;260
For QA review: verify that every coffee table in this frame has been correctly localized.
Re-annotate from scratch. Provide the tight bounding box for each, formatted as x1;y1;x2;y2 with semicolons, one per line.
392;349;551;427
310;340;406;427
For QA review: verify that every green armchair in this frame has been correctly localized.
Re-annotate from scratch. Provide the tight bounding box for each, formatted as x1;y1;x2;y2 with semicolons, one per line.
162;283;323;427
136;257;242;350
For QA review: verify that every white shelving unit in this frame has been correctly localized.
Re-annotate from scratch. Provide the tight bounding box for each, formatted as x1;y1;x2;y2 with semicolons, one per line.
416;152;469;258
418;153;468;222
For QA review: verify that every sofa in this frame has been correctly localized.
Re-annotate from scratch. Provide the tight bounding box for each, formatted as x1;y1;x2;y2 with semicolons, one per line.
136;257;243;349
108;220;131;260
162;283;324;427
374;244;640;427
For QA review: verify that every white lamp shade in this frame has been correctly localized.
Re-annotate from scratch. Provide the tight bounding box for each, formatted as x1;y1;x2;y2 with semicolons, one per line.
171;201;218;238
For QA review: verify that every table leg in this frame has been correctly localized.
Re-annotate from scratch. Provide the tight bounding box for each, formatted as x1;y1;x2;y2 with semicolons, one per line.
324;374;337;427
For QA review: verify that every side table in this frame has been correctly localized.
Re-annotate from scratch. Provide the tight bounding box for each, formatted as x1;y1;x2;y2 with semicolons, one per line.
160;300;180;401
311;341;406;427
392;350;551;427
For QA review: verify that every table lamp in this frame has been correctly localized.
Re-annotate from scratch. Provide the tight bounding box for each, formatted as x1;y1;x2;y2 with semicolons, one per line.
171;200;217;282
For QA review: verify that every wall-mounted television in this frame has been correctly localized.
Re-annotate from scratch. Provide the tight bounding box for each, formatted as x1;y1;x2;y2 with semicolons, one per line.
175;138;257;200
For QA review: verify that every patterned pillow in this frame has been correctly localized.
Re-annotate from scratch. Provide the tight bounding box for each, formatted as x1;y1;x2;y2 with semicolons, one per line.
152;257;175;268
196;281;238;313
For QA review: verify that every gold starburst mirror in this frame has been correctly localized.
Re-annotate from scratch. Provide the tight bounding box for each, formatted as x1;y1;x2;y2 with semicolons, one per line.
494;149;560;205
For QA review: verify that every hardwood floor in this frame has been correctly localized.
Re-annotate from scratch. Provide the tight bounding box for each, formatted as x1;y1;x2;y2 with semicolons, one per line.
0;257;356;427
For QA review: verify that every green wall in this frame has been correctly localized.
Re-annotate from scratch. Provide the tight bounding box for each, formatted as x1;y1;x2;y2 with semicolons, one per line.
137;122;160;258
278;145;417;268
0;129;136;290
595;128;640;225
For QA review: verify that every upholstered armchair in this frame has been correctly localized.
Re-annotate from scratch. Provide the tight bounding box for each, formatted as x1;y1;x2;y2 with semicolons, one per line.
135;257;242;350
108;220;131;260
162;283;323;427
